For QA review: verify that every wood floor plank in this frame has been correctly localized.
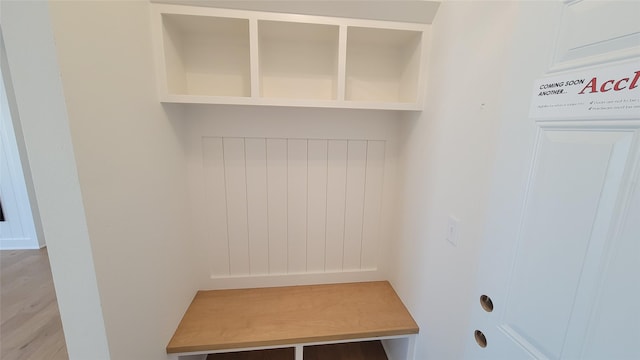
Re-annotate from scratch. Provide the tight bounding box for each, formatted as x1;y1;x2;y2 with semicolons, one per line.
0;249;68;360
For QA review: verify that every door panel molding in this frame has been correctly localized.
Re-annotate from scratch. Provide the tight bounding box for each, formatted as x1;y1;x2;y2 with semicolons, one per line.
501;124;638;359
550;0;640;72
498;324;549;360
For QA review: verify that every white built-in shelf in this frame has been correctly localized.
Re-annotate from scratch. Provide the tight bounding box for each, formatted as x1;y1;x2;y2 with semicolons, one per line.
152;5;429;111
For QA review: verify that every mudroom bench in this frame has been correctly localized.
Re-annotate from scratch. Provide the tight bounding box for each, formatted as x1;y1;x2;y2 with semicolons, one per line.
166;281;418;360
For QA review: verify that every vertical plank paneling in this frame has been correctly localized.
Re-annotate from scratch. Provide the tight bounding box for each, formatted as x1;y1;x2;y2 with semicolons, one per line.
287;139;308;273
325;140;348;271
266;139;288;274
361;141;385;269
245;138;269;274
202;137;230;276
223;138;250;275
307;140;328;272
202;137;385;278
343;141;368;270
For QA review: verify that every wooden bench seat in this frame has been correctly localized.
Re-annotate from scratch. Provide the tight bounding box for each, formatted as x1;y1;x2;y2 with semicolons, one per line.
167;281;418;359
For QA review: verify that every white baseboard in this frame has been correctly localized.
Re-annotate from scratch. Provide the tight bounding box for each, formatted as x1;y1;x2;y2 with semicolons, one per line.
205;269;383;290
0;237;40;250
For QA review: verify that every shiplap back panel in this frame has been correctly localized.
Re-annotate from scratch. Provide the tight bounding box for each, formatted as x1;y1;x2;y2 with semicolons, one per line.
325;140;348;272
245;139;269;274
223;138;251;275
307;139;328;273
202;138;230;276
202;137;386;277
266;139;288;274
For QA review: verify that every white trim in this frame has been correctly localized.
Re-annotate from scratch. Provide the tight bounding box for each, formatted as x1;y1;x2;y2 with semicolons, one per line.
337;25;347;102
295;345;303;360
170;334;416;360
249;18;260;98
0;238;40;250
207;268;382;289
209;267;376;279
161;94;423;111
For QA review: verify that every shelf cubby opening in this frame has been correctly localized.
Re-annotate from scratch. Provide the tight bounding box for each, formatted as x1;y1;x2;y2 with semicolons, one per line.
259;20;339;101
304;341;388;360
346;27;422;103
162;14;250;97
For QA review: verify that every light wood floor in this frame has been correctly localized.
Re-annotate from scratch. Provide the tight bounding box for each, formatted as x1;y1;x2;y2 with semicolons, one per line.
0;248;68;360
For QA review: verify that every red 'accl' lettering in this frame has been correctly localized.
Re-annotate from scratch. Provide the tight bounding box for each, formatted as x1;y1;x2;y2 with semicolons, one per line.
600;79;615;92
579;70;640;94
614;78;629;91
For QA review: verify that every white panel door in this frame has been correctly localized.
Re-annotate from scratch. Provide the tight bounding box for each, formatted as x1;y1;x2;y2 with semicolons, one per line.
468;127;638;359
466;2;640;358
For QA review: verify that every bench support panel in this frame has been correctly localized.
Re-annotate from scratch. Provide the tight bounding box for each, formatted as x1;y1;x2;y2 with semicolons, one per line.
170;335;418;360
295;345;303;360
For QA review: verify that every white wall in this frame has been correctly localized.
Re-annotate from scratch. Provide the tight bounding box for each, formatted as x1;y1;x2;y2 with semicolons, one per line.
44;1;199;358
390;1;524;359
0;1;111;358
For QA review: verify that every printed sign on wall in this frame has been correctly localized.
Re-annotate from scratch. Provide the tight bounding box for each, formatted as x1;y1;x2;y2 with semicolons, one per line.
530;61;640;120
